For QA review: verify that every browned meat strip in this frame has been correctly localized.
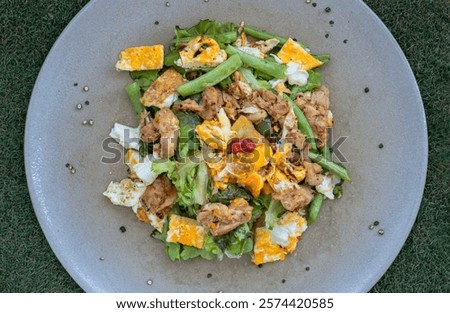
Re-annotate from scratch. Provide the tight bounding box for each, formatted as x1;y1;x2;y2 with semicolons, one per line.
247;89;290;123
272;185;315;211
303;161;323;186
173;99;202;113
140;176;177;218
199;86;224;120
196;198;253;236
295;86;330;148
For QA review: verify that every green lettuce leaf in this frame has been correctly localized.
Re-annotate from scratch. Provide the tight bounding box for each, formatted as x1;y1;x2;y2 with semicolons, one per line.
265;199;285;229
171;19;237;48
210;184;252;203
214;223;254;257
250;194;272;222
152;155;209;210
174;110;202;158
289;70;322;99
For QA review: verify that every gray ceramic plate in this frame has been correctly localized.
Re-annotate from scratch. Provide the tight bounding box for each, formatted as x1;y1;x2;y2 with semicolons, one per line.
25;0;427;292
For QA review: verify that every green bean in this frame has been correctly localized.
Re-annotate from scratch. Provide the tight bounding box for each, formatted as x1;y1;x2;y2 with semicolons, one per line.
176;54;243;97
308;151;351;182
307;193;324;225
238;67;269;90
125;82;145;119
243;26;307;48
225;45;286;79
283;94;318;151
243;26;288;45
321;143;331;161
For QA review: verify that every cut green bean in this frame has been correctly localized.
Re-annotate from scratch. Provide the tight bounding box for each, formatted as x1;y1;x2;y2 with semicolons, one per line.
226;45;286;79
308;151;351;182
244;26;307;48
307;193;324;225
321;143;331;161
244;26;288;45
283;94;318;151
238;67;269;90
125;82;145;119
177;54;243;97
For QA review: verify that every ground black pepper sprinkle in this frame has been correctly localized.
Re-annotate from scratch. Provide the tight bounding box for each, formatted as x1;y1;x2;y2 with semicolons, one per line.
378;143;384;149
73;83;78;86
85;100;90;105
374;221;380;226
281;279;286;283
120;226;126;233
258;264;263;268
154;21;159;25
293;38;298;42
364;87;370;93
325;33;329;38
312;3;317;7
207;273;212;278
329;20;334;25
305;267;310;271
325;7;331;13
65;163;70;168
343;39;348;44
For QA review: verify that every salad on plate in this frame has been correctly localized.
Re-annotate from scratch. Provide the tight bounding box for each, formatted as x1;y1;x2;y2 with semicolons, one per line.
103;20;350;265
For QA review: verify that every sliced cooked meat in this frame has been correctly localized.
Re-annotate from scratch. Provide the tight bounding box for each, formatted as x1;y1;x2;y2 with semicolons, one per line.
222;91;240;121
282;111;307;149
226;72;252;100
173;99;202;113
199;86;224;120
152;108;179;158
248;89;290;123
140;68;184;108
240;100;267;124
272;185;315;211
140;176;177;218
250;38;280;54
196;198;253;236
304;161;324;186
295;85;330;148
140;123;160;143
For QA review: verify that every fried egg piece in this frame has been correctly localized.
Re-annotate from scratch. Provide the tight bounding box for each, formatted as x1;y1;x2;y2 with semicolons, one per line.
277;38;323;70
109;123;140;150
124;149;158;185
196;108;235;151
176;35;227;69
115;45;164;71
270;212;308;247
134;206;166;232
140;68;184;108
103;178;146;207
252;227;287;265
166;215;206;248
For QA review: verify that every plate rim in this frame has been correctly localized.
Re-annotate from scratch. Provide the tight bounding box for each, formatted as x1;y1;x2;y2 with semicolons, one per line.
24;0;428;293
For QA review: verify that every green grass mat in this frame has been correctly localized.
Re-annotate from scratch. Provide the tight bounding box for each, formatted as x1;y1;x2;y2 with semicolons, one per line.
0;0;448;292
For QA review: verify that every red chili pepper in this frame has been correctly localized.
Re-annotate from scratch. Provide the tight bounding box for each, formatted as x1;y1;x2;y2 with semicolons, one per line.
230;138;256;154
240;138;256;153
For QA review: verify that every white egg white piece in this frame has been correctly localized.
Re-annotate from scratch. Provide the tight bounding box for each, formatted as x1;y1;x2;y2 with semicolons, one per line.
316;173;342;200
270;212;308;247
285;61;309;86
103;178;146;207
124;149;158;185
109;123;140;150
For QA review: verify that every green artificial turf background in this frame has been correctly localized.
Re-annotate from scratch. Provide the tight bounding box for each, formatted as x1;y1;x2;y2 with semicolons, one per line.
0;0;448;292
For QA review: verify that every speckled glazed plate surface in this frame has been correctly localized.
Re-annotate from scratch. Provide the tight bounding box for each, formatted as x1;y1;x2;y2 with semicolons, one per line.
25;0;427;292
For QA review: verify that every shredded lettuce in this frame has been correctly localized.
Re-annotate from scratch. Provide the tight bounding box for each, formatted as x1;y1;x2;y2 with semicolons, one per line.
265;199;285;230
129;70;159;92
152;155;209;210
173;110;202;158
171;19;237;48
210;184;252;203
290;70;322;99
218;223;254;257
250;194;272;222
